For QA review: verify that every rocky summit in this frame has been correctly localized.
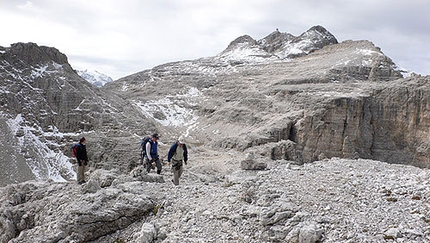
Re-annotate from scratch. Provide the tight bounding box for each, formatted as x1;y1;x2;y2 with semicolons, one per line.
0;26;429;242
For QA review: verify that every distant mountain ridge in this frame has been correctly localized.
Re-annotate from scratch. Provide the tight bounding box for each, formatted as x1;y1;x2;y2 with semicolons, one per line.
76;69;113;87
218;25;338;64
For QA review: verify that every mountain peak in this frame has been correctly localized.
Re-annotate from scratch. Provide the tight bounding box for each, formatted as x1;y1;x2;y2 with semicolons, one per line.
224;35;258;52
300;25;338;44
1;42;69;66
306;25;332;34
220;25;338;62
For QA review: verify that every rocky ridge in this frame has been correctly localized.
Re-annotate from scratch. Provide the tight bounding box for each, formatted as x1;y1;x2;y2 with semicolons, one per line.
220;26;338;64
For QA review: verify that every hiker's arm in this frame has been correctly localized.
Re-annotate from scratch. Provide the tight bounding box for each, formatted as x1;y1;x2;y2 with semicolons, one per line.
167;143;176;162
184;144;188;163
146;142;152;160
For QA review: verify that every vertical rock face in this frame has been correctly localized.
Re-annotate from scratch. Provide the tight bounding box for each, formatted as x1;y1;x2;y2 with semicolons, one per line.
0;42;92;132
294;78;430;167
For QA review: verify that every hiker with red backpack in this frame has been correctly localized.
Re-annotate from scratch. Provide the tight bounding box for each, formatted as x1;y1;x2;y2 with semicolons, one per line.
74;137;89;184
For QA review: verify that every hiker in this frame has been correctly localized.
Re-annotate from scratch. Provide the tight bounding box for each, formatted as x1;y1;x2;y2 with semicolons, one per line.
76;137;89;184
167;136;188;185
146;133;162;174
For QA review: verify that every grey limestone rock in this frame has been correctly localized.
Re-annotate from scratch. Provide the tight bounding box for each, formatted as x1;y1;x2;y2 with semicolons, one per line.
0;171;155;243
240;153;268;170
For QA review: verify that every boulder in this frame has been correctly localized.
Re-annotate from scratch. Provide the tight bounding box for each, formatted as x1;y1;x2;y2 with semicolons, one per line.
0;178;155;242
240;153;267;170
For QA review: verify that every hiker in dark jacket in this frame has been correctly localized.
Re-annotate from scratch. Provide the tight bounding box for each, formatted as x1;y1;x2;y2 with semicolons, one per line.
167;136;188;185
76;137;89;184
146;133;162;174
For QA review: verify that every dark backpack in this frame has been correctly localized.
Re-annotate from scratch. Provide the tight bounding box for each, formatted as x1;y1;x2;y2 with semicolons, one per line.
140;136;151;156
71;143;80;157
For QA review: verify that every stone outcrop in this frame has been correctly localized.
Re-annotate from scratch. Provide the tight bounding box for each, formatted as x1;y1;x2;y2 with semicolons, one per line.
224;25;339;60
240;153;268;170
292;77;430;167
0;170;155;243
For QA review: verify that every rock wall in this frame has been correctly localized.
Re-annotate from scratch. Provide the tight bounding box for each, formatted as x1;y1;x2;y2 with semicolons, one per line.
295;77;430;167
0;170;156;243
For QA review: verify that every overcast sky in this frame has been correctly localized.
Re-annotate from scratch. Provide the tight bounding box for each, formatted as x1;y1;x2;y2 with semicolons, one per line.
1;0;429;80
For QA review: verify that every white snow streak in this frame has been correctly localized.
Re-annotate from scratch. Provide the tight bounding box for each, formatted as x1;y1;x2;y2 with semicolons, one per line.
5;114;77;182
134;87;201;127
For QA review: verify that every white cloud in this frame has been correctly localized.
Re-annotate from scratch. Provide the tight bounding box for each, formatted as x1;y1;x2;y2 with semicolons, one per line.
0;0;429;79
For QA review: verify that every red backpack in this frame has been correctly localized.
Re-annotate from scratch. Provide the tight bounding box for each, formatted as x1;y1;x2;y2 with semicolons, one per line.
71;143;80;157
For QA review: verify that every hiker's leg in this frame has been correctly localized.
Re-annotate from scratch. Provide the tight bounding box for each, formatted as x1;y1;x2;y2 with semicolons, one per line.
155;158;162;174
178;165;184;180
173;168;180;185
145;158;151;173
77;164;85;183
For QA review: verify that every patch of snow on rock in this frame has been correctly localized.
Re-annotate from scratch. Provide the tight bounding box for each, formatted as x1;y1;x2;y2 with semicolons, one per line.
6;114;77;181
134;87;201;127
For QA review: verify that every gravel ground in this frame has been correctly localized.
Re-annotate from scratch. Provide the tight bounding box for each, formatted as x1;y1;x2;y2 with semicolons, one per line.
94;155;430;243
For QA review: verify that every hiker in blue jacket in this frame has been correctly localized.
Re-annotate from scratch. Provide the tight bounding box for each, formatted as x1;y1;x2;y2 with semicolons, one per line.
168;136;188;185
146;133;162;174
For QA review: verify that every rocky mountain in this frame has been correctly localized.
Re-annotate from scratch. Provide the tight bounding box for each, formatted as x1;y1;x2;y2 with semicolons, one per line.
0;42;155;185
1;26;429;242
217;25;338;64
76;69;113;87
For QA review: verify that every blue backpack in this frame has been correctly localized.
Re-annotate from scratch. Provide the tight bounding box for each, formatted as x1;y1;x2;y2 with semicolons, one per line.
140;136;151;156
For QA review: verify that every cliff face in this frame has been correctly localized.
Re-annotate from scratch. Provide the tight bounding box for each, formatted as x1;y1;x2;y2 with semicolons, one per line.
0;42;94;132
294;77;430;167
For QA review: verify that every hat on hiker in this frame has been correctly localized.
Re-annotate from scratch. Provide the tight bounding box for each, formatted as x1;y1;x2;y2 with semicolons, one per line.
178;136;185;144
152;133;159;139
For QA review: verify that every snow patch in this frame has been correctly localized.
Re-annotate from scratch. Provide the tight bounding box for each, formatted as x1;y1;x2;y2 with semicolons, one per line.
356;49;381;56
5;114;77;182
134;87;201;127
31;65;49;78
218;42;279;64
121;82;129;91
